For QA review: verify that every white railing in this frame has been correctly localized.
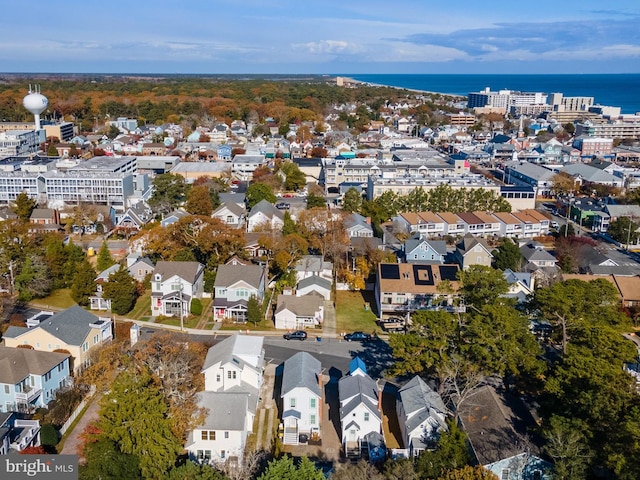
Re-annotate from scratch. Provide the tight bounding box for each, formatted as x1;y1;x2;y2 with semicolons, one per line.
59;385;96;437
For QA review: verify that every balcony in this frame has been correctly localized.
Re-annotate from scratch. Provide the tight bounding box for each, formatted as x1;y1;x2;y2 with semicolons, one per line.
15;386;42;403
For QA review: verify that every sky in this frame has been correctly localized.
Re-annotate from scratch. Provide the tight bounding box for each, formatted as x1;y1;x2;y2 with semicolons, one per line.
2;1;640;74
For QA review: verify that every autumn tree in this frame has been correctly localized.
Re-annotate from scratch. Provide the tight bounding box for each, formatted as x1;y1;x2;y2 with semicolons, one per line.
551;172;578;196
185;184;214;216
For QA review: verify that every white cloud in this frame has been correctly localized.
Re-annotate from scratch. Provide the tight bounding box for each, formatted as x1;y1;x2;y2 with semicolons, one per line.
294;40;362;55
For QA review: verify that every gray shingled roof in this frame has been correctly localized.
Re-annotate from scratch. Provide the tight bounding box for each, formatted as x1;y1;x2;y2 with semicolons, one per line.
0;347;69;384
340;393;381;422
196;391;252;430
213;264;264;289
297;275;331;291
32;305;102;346
153;261;203;284
281;352;322;397
275;294;323;317
398;376;447;434
339;374;378;410
202;334;264;372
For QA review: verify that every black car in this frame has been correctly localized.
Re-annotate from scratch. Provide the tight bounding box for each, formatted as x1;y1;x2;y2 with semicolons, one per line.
275;202;291;210
344;331;372;342
283;330;307;341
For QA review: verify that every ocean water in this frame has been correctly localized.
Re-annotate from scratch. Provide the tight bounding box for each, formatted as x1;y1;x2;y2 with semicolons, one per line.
345;74;640;115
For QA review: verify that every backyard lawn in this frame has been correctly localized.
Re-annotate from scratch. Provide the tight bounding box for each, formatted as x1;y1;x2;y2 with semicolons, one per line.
335;290;380;334
30;289;75;310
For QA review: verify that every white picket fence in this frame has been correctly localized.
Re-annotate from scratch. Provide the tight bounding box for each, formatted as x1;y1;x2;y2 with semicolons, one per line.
59;385;96;437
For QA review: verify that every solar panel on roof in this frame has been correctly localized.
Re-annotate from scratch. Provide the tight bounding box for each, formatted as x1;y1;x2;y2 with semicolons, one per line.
380;264;400;279
413;265;434;285
439;265;459;281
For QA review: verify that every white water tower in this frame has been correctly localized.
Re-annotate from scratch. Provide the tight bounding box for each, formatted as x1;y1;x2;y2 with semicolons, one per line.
23;85;48;130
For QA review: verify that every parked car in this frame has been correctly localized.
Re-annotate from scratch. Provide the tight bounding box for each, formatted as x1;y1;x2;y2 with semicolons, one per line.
283;330;307;341
551;221;559;229
276;202;290;210
344;331;372;342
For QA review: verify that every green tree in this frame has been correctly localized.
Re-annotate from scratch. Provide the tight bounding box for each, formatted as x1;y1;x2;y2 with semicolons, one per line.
99;368;182;480
47;143;59;156
12;192;37;222
247;295;263;326
186;185;214;216
79;437;142;480
491;238;523;271
282;211;296;236
167;461;227;480
607;216;639;245
416;421;472;479
102;266;139;315
190;298;203;315
281;162;307;191
96;242;115;272
71;259;97;306
543;415;592;480
439;466;499;480
246;182;277;209
257;456;324;480
15;256;51;302
149;173;187;215
457;265;509;308
306;193;325;209
342;187;362;213
39;424;59;450
106;124;121;139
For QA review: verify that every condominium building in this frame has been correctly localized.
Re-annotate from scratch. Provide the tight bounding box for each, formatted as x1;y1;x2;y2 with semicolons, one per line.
576;119;640;140
0;130;45;158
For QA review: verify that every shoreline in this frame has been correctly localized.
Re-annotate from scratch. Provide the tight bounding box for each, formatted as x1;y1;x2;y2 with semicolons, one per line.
339;76;466;99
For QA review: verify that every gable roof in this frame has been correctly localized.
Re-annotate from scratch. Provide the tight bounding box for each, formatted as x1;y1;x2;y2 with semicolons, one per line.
398;376;447;434
202;334;264;372
296;275;331;291
249;200;283;220
195;391;254;431
294;255;333;274
5;306;103;346
213;202;246;218
0;347;69;384
405;236;447;257
153;261;203;284
275;294;323;317
457;235;492;257
339;373;378;405
281;352;322;397
349;357;367;376
214;263;265;289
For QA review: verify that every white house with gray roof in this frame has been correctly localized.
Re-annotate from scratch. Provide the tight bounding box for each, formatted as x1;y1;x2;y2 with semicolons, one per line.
213;262;266;322
294;255;333;283
212;202;246;229
281;352;322;445
151;261;204;317
338;357;382;456
186;334;264;465
274;293;324;330
296;275;331;300
396;376;447;457
246;200;284;232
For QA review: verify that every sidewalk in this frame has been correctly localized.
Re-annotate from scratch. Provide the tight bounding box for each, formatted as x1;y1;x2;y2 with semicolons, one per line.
59;392;103;462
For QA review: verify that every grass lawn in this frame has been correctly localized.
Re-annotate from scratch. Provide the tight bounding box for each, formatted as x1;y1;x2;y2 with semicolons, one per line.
335;290;380;334
128;291;151;320
30;289;75;310
155;315;200;329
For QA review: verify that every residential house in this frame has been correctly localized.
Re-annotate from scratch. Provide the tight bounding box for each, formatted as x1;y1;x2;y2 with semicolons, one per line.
492;212;524;238
186;334;264;464
612;275;640;307
573;243;622;275
375;263;460;318
246;200;284;232
115;202;153;235
519;241;557;269
454;235;493;270
2;306;112;373
29;208;60;225
231;154;266;181
396;376;447;457
503;269;535;303
126;254;155;282
274;293;324;330
0;347;71;413
89;264;118;311
394;212;446;237
160;209;189;228
510;209;550;237
458;385;551;480
212;202;246;229
213;262;266;322
403;234;447;264
243;232;270;259
296;275;331;301
294;255;333;283
151;261;205;317
0;413;41;454
281;352;322;445
339;357;383;458
344;213;374;238
437;212;466;237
